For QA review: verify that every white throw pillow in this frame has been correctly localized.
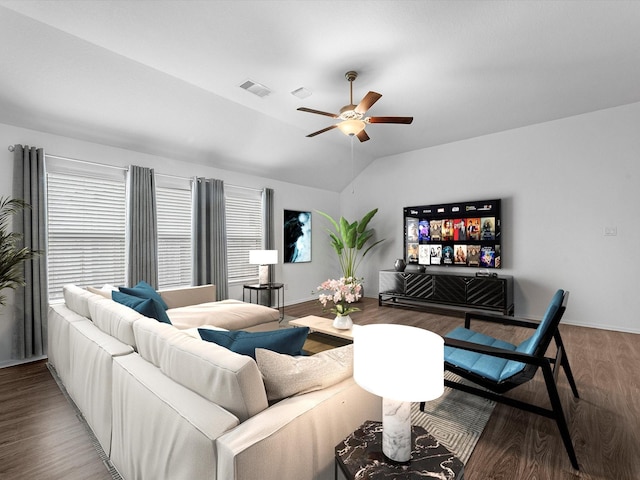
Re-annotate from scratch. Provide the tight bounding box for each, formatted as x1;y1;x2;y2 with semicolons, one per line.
87;284;117;298
255;344;353;402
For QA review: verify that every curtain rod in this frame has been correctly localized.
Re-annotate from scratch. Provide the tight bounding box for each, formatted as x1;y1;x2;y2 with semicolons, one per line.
36;151;263;191
46;153;126;171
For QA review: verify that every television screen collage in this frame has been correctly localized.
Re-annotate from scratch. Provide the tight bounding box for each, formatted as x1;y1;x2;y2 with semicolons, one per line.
404;199;501;269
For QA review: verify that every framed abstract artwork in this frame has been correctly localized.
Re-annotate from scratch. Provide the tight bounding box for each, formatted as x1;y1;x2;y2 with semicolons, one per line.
283;209;311;263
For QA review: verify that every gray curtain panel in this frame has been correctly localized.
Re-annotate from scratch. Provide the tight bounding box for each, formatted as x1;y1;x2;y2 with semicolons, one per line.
127;165;158;288
263;187;274;283
12;145;48;359
193;178;228;299
261;187;275;305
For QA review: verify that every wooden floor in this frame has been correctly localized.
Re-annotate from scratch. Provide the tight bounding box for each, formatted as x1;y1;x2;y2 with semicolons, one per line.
0;298;638;479
287;299;640;480
0;359;113;480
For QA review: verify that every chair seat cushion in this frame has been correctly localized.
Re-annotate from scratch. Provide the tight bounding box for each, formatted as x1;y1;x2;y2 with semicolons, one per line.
445;327;524;382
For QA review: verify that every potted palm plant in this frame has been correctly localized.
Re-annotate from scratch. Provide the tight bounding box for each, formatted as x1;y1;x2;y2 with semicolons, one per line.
0;197;40;307
317;208;384;279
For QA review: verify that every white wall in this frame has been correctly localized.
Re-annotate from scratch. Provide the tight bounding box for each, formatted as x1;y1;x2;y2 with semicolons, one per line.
0;123;340;364
342;102;640;333
2;100;639;365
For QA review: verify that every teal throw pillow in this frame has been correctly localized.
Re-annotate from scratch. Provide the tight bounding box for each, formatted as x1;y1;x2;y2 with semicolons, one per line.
119;280;168;310
112;291;172;325
198;327;309;359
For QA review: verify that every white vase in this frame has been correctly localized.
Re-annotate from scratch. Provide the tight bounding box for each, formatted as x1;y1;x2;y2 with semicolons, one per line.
333;314;353;330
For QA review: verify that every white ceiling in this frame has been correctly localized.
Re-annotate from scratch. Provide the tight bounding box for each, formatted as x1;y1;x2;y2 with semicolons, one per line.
1;1;640;192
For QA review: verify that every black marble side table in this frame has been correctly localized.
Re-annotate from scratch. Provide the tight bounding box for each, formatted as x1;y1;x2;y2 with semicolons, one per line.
335;420;464;480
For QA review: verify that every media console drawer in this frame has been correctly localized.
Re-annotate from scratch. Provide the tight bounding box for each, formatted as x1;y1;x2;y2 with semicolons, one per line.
378;270;514;315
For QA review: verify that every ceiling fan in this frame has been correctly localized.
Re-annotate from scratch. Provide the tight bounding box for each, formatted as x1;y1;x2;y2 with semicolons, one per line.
297;71;413;142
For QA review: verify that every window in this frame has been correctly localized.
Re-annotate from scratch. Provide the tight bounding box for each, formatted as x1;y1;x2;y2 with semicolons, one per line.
225;185;263;283
156;182;192;289
46;155;264;298
46;160;126;301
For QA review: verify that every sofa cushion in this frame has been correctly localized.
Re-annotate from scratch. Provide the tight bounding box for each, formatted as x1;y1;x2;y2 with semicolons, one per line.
167;299;280;330
67;319;134;455
111;353;239;480
159;284;216;309
134;317;269;422
198;327;309;359
255;344;354;402
113;291;172;324
119;280;169;310
88;295;144;347
63;284;99;319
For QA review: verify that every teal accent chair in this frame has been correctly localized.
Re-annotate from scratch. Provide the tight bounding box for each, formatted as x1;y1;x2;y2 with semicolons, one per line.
421;289;580;469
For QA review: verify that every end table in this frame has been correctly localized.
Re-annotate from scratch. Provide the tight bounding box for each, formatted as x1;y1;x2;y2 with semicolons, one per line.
335;420;464;480
242;282;284;320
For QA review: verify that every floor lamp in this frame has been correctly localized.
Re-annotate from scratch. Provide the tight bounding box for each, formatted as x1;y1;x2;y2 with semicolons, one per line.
354;324;444;463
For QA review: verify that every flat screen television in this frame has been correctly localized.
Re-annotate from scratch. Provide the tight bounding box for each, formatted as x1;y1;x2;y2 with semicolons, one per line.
404;199;501;269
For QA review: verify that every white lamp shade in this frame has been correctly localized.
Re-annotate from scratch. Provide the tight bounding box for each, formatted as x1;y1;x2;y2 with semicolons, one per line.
249;250;278;265
354;324;444;402
337;119;366;136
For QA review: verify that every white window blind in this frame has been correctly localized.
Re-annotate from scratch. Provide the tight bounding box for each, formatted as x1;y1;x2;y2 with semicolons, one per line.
156;185;192;289
46;172;126;301
225;186;263;283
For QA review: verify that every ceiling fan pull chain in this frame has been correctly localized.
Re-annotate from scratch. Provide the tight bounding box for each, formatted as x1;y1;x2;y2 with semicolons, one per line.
351;135;355;194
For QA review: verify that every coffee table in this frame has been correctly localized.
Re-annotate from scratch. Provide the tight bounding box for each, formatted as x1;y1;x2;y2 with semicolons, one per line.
288;315;356;341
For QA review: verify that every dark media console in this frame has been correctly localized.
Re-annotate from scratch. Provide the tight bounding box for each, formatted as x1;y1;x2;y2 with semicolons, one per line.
378;270;514;315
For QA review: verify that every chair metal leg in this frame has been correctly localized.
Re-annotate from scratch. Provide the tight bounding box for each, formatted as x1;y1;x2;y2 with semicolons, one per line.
443;370;580;470
555;333;580;398
541;363;579;470
562;357;580;398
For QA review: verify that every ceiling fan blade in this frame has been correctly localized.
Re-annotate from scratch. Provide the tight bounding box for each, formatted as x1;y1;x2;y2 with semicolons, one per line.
297;107;338;118
355;91;382;114
367;116;414;124
306;124;338;137
356;129;370;142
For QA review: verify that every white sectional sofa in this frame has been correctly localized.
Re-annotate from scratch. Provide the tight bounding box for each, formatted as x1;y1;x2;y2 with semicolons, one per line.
48;284;381;480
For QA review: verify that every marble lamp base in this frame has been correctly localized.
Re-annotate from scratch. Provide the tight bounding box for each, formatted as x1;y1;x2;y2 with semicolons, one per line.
382;397;412;462
258;265;269;285
335;420;464;479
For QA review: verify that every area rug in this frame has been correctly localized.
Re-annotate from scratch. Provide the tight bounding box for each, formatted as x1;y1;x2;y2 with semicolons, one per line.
411;371;495;464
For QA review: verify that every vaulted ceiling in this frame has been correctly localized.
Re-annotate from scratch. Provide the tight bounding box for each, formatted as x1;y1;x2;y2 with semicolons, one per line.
1;1;640;191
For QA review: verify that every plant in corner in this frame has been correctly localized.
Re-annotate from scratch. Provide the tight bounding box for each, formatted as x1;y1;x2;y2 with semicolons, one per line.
0;197;40;308
316;208;384;280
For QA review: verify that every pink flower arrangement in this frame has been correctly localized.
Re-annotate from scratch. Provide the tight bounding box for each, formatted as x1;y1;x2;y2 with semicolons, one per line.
316;277;362;316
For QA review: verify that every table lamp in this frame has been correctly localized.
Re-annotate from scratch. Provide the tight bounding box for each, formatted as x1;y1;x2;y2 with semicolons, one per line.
249;249;278;285
354;324;444;463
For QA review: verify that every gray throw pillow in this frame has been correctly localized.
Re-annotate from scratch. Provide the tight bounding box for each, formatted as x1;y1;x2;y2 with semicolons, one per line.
255;344;353;402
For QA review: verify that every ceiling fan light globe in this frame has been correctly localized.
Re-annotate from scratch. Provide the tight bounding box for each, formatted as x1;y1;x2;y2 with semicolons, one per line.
337;119;366;136
339;104;363;121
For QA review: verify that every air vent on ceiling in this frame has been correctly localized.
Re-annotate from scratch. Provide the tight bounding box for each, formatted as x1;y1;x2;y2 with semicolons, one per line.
291;87;312;99
239;80;272;98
